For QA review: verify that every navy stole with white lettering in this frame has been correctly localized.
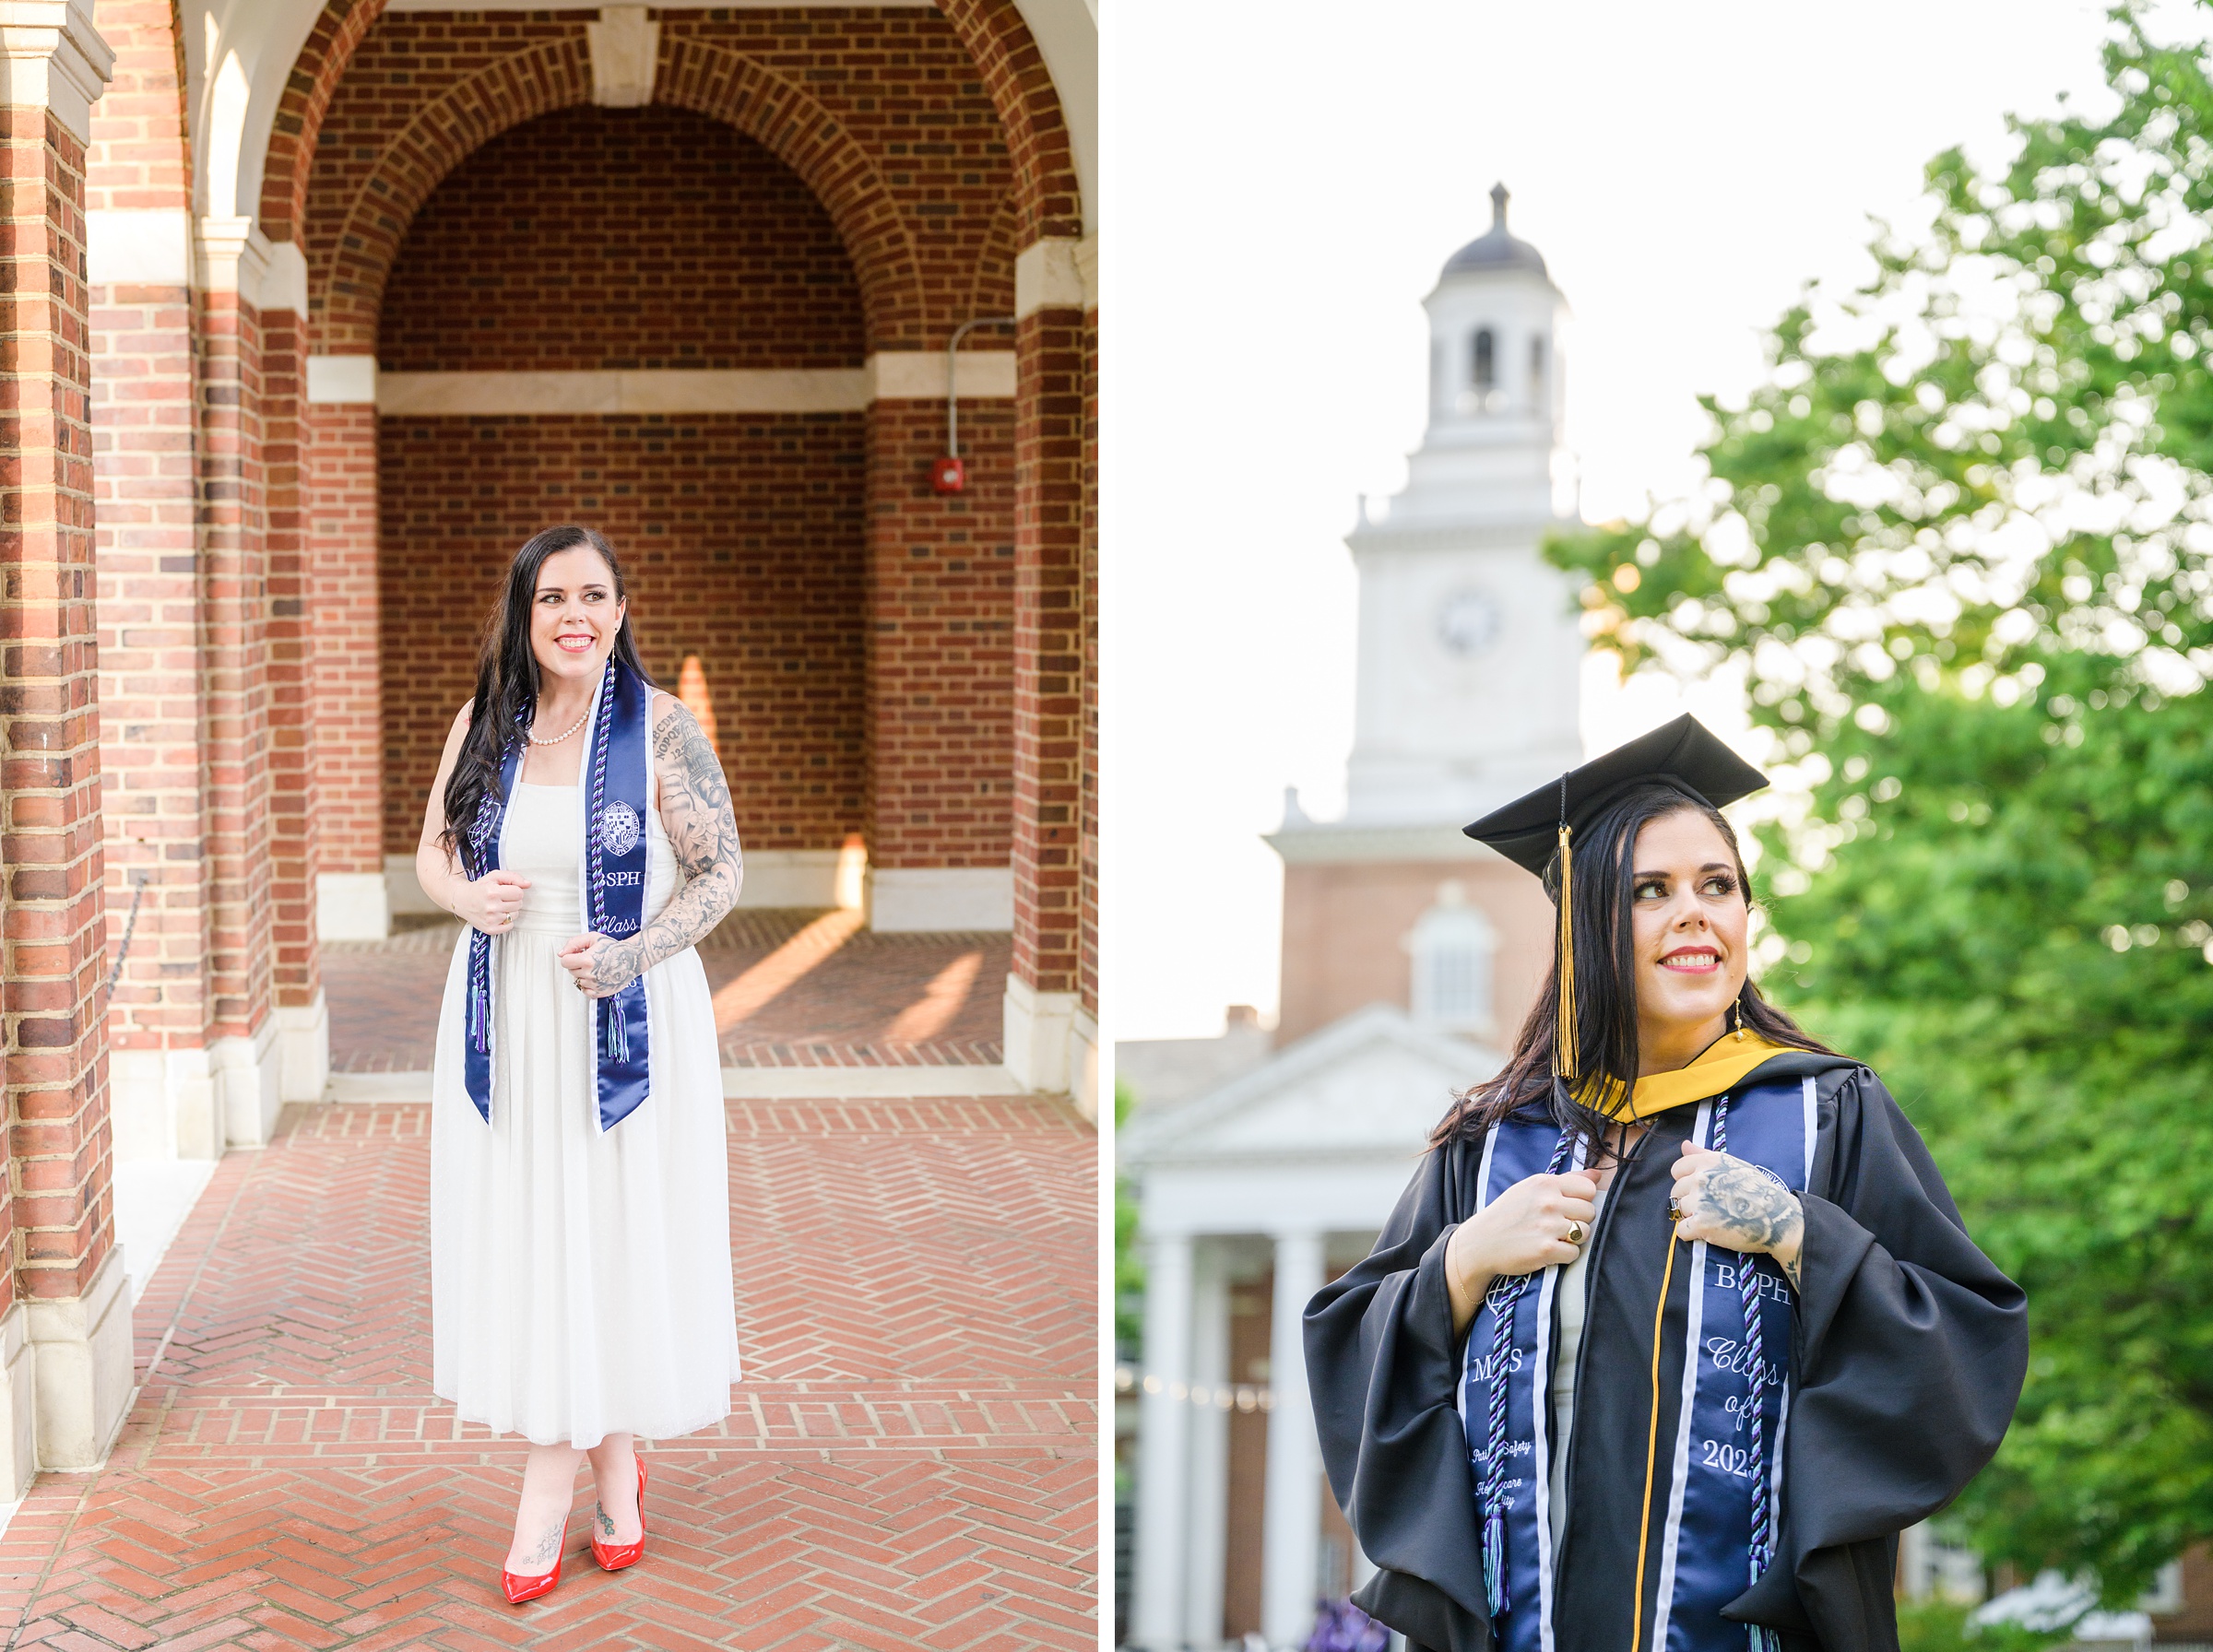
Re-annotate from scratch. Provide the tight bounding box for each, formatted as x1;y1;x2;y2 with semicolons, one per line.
1652;1076;1815;1652
1458;1108;1580;1652
460;656;654;1132
1459;1077;1815;1652
582;656;652;1131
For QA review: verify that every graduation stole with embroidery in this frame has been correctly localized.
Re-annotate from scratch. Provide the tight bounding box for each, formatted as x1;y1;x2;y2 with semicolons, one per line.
1460;1076;1814;1652
462;655;654;1132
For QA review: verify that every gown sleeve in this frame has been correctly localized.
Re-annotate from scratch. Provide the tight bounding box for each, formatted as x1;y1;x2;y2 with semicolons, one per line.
1726;1066;2029;1647
1304;1138;1496;1651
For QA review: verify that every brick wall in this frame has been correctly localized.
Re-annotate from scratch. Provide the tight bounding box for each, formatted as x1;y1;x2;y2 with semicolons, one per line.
1275;859;1557;1049
197;289;272;1042
1009;306;1085;997
866;397;1015;870
87;0;206;1056
3;105;112;1303
307;404;383;879
381;105;863;372
262;313;318;1010
377;415;870;857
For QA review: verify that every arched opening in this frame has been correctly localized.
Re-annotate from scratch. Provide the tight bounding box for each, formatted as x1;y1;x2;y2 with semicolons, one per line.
373;104;870;876
1471;326;1496;391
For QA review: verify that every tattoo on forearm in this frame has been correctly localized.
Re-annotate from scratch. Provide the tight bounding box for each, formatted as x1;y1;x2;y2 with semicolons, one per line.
1690;1159;1805;1281
569;705;743;995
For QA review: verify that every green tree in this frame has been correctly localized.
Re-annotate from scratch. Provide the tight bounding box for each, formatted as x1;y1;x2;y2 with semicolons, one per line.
1547;4;2213;1601
1117;1078;1144;1359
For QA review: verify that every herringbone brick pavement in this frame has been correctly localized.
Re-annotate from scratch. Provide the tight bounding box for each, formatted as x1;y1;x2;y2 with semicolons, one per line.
324;916;1010;1073
0;1096;1095;1648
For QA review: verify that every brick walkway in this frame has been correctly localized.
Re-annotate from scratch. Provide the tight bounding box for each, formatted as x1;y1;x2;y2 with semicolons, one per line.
0;1094;1095;1648
325;914;1009;1072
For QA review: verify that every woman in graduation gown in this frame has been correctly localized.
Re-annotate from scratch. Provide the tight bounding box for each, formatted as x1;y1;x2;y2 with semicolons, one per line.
1304;715;2028;1652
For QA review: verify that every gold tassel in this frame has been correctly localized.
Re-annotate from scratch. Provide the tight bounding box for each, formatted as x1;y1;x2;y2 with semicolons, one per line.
1554;822;1577;1082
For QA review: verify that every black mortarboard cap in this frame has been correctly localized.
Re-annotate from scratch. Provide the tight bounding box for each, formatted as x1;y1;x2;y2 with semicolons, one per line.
1462;713;1769;876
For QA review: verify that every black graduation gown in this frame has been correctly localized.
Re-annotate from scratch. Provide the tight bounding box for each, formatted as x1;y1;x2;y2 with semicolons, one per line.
1303;1055;2028;1652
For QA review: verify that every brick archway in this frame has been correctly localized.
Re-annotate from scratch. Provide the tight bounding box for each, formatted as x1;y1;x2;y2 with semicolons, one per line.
314;36;591;350
935;0;1084;242
655;36;926;347
313;35;929;354
258;0;386;245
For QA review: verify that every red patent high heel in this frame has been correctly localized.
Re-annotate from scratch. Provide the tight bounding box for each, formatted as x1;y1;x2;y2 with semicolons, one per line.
501;1549;562;1605
591;1458;648;1572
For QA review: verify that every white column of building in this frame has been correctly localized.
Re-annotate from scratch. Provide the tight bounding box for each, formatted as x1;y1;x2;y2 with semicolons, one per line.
1131;1232;1195;1649
1185;1245;1231;1648
1260;1230;1327;1648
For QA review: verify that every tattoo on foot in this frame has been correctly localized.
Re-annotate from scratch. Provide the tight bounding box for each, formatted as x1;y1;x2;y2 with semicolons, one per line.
596;1503;615;1538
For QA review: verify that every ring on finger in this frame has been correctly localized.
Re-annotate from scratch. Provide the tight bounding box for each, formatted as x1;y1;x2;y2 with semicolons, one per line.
1565;1221;1586;1246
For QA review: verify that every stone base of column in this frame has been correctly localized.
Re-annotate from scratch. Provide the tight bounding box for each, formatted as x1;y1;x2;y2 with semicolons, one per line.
870;867;1014;932
213;1017;282;1147
27;1248;132;1471
0;1298;39;1497
1068;1007;1098;1121
278;989;329;1103
110;1047;220;1162
316;870;389;941
1003;973;1079;1096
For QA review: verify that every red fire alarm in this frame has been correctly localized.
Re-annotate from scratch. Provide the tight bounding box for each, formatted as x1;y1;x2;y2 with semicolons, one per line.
932;454;967;494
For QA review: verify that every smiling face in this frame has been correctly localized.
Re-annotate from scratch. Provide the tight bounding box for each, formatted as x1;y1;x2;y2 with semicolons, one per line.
1628;806;1752;1058
528;544;626;691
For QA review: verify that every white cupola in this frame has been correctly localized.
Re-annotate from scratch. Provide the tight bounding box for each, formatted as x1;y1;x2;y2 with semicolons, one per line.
1335;183;1584;827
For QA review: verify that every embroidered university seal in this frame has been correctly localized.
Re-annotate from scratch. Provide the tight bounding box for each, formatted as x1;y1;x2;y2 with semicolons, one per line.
597;801;642;857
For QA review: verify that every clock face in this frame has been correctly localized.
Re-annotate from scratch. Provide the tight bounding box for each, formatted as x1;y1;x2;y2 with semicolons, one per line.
1437;589;1502;657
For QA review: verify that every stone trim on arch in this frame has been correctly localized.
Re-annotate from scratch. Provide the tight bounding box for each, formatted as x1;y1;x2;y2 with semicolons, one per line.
316;37;590;350
259;0;386;246
654;36;926;350
934;0;1083;245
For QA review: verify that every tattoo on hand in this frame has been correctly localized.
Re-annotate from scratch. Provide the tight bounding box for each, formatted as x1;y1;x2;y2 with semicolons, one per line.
1689;1157;1804;1282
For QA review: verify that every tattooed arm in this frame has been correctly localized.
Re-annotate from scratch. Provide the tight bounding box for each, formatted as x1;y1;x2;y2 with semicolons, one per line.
556;695;743;997
1670;1142;1805;1291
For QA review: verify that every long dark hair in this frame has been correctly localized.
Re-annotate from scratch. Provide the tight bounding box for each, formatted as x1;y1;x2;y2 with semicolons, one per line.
439;525;655;859
1430;782;1834;1150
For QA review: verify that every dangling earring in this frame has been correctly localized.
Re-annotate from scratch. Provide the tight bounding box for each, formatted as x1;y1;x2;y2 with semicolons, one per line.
1733;997;1746;1042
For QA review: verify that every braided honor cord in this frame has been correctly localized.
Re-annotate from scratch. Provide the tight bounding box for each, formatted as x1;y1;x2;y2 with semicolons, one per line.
1709;1098;1781;1652
585;661;627;1061
1478;1129;1577;1621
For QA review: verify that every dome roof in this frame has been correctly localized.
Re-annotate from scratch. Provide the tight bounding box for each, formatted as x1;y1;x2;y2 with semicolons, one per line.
1441;183;1548;280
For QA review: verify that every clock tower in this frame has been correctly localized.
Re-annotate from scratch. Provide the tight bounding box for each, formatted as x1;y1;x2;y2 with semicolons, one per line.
1269;184;1584;1046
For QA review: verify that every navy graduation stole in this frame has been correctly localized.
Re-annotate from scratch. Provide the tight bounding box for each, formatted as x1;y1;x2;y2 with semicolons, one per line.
461;656;654;1132
1460;1077;1815;1652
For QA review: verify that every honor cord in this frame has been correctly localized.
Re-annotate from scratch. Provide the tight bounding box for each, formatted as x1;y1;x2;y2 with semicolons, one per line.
1479;1129;1576;1622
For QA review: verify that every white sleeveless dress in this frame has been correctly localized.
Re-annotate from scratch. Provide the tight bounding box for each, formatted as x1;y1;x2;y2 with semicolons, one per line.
429;778;742;1448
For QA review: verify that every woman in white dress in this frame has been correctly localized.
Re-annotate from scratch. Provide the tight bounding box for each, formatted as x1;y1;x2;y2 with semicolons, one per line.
415;525;744;1603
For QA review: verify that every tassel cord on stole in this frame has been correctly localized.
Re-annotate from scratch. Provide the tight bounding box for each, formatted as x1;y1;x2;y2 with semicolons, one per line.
1710;1099;1782;1652
1478;1130;1577;1622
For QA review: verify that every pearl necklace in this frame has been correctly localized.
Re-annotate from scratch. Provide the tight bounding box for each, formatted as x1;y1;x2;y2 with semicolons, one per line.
526;705;591;747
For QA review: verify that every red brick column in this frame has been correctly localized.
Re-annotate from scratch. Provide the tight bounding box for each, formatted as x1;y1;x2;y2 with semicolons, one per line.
86;0;215;1161
0;1;132;1478
262;308;326;1101
304;395;383;926
1003;299;1086;1099
195;231;278;1147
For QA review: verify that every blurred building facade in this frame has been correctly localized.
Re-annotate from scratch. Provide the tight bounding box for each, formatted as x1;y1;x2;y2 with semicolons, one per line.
1118;187;1580;1651
0;0;1094;1493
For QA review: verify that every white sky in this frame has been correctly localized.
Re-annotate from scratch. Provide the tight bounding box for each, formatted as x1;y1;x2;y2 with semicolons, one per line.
1103;0;2152;1043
